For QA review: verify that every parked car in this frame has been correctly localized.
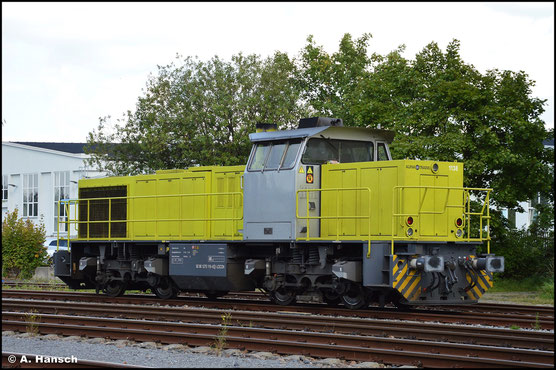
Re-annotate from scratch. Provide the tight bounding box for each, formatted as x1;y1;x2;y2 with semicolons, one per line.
43;237;68;265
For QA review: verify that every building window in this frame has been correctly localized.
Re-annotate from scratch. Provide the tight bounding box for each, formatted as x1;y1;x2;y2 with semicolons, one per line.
2;175;7;201
54;171;70;232
23;173;39;217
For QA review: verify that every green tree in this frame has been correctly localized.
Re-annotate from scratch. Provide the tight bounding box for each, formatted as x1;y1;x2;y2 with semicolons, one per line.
86;52;310;176
296;33;374;125
298;35;553;213
2;208;47;279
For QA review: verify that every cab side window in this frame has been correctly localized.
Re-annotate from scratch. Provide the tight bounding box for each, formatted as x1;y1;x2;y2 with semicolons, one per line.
302;139;374;164
377;142;389;161
302;139;338;164
341;141;374;162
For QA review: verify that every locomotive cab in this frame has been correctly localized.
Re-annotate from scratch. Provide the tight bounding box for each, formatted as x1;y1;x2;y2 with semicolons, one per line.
243;117;395;241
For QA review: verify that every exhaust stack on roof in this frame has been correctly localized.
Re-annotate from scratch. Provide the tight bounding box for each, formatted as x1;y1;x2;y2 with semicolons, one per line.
255;123;278;133
298;117;343;129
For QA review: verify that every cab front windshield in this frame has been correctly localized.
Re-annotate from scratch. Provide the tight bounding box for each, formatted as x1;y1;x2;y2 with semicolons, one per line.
301;138;374;164
248;139;302;171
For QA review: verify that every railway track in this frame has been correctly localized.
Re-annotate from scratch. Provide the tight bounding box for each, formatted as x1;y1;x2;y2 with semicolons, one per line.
3;282;553;318
3;297;553;351
2;290;554;368
2;310;552;368
3;289;553;330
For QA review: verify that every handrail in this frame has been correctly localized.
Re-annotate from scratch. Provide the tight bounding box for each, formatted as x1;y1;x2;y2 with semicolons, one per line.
391;186;492;255
56;202;71;252
58;191;244;243
296;187;372;258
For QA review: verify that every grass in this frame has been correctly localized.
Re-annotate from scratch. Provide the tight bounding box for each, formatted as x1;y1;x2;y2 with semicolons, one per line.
1;277;152;295
488;275;550;292
212;312;232;356
1;276;71;291
481;276;554;306
25;309;40;336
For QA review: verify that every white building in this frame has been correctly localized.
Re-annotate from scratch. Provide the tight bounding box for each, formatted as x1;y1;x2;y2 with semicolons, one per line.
502;138;554;230
2;142;106;237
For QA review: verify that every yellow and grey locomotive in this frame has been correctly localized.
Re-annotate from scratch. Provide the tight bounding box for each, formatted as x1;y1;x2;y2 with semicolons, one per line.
53;117;504;308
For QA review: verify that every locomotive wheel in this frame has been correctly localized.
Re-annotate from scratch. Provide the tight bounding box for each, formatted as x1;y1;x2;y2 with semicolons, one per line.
103;281;127;297
205;291;229;300
152;278;178;300
341;284;367;310
270;288;296;306
322;290;342;306
392;296;412;310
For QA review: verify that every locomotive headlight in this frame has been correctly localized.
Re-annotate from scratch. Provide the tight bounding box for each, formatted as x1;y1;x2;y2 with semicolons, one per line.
432;163;439;173
406;227;414;237
455;229;463;238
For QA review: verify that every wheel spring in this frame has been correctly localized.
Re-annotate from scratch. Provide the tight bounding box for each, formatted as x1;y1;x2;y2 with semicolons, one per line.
292;249;302;264
117;245;125;260
307;247;319;265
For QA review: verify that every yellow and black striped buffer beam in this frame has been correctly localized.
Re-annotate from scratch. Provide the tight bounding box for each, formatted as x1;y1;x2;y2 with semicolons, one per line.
464;255;493;300
392;255;422;301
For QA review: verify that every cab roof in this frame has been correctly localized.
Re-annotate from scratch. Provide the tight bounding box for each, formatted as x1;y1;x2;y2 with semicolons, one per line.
249;126;395;144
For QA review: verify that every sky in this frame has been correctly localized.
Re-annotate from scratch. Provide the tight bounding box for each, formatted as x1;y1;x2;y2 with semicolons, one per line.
2;2;554;143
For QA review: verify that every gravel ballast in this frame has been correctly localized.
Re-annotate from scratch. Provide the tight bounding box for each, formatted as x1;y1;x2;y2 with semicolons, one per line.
2;332;386;368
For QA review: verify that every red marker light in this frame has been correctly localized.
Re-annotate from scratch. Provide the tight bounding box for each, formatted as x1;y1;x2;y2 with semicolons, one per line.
407;217;414;226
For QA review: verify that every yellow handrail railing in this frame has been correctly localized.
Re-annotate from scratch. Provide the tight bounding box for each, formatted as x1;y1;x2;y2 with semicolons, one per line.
391;186;492;255
58;191;244;244
296;187;373;258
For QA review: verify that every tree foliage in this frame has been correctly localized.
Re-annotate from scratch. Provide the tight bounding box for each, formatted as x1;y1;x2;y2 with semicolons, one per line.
2;208;47;279
86;52;310;176
298;35;553;212
295;33;373;125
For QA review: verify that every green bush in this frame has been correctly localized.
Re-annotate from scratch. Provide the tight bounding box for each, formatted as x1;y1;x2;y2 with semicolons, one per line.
2;208;47;279
540;279;554;300
491;227;554;280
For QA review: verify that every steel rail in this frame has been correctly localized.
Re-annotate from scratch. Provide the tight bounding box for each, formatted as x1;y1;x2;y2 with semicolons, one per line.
2;312;553;368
